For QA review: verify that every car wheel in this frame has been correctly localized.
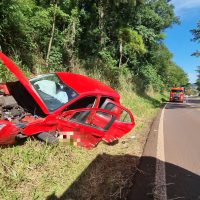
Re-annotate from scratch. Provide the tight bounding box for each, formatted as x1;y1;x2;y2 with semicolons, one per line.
37;132;58;144
106;140;119;146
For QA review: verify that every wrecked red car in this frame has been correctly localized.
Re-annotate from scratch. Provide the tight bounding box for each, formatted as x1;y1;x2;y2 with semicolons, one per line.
0;51;135;148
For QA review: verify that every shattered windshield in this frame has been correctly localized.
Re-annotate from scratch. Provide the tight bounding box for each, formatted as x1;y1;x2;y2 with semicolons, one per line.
30;74;79;111
171;90;183;93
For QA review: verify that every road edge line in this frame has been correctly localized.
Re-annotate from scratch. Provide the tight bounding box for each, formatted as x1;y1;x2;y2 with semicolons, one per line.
154;103;167;200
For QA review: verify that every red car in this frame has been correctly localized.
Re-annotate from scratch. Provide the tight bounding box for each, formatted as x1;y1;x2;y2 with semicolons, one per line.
0;51;135;148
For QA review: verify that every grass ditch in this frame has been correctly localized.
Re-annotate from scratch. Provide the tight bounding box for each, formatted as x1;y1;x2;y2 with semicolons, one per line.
0;72;168;200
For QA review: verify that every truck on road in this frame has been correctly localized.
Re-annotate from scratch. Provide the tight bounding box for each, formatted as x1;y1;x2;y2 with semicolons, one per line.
169;87;185;103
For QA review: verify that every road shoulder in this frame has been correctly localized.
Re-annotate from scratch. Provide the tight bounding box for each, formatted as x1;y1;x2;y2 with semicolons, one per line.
128;104;165;200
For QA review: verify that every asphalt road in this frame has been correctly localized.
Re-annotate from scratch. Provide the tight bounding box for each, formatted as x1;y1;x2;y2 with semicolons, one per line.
128;97;200;200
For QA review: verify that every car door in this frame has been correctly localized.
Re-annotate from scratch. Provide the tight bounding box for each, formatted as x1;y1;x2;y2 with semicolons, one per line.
97;98;135;143
57;108;114;148
57;99;135;148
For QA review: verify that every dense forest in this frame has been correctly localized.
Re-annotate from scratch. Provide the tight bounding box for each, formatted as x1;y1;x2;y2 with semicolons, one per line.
0;0;188;92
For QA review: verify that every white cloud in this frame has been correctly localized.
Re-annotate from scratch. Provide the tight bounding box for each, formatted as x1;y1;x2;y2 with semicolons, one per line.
171;0;200;15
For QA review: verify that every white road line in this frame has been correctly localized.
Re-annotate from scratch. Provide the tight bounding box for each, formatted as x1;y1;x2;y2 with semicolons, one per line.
154;104;167;200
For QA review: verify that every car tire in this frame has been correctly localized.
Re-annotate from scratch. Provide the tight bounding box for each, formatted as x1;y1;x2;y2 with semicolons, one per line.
106;140;119;146
37;132;58;144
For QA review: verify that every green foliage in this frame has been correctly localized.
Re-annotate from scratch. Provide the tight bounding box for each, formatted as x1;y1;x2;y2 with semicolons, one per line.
184;83;198;95
0;55;31;82
196;80;200;91
48;46;64;72
135;25;158;43
191;20;200;57
191;20;200;44
165;63;189;88
0;60;16;82
0;0;188;93
191;20;200;90
140;64;163;92
195;66;200;91
95;49;120;86
119;28;146;54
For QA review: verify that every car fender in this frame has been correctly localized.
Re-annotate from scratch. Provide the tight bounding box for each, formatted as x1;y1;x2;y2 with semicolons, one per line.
22;115;58;136
0;120;21;145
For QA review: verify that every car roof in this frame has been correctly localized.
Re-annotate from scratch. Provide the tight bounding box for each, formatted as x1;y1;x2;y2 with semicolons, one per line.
171;87;184;90
57;72;120;99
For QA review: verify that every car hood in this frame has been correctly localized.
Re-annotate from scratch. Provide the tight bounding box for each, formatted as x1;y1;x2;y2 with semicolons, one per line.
0;52;49;114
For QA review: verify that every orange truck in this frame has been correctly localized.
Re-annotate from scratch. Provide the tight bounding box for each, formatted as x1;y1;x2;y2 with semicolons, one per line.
169;87;185;103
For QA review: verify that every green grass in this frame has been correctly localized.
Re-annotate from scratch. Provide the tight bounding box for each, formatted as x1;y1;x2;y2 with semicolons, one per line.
0;72;168;200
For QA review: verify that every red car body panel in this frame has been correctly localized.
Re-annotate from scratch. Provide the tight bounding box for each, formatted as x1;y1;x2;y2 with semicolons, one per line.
0;121;20;145
0;52;135;148
57;72;120;99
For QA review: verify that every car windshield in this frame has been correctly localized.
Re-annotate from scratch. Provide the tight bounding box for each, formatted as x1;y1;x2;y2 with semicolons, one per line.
171;90;183;93
30;74;79;111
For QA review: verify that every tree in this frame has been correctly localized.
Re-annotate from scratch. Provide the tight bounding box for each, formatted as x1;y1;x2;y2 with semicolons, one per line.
191;20;200;57
118;28;146;67
191;20;200;90
165;62;189;88
46;0;58;67
195;66;200;91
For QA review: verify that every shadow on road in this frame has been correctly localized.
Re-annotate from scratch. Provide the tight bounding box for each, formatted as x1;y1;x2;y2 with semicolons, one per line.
187;98;200;104
128;156;200;200
165;103;191;110
46;154;200;200
165;102;200;110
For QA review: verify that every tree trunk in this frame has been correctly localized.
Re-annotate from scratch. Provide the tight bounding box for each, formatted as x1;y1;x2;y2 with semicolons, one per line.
98;0;105;47
63;8;78;71
46;1;57;67
69;20;76;69
119;38;123;67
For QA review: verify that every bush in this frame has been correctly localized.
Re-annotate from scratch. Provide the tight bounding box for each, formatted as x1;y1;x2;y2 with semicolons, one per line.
140;64;164;92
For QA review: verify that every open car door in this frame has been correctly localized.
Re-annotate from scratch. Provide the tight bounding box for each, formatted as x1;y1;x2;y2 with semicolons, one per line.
57;99;135;148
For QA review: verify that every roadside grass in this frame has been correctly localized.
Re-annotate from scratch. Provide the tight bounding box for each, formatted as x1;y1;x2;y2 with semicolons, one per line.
0;72;168;200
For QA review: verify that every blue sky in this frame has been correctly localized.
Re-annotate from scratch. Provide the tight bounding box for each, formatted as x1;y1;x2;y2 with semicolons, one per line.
164;0;200;83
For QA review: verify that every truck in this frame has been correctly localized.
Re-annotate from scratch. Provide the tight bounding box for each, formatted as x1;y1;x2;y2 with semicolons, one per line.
169;87;185;103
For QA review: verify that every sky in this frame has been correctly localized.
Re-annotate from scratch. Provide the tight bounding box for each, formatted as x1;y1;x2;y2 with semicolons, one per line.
164;0;200;83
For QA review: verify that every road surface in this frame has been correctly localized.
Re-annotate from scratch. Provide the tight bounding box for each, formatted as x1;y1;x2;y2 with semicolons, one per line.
128;97;200;200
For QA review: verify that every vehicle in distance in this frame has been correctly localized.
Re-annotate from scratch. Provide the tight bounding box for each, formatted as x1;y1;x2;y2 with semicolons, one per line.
169;87;185;103
0;51;135;148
